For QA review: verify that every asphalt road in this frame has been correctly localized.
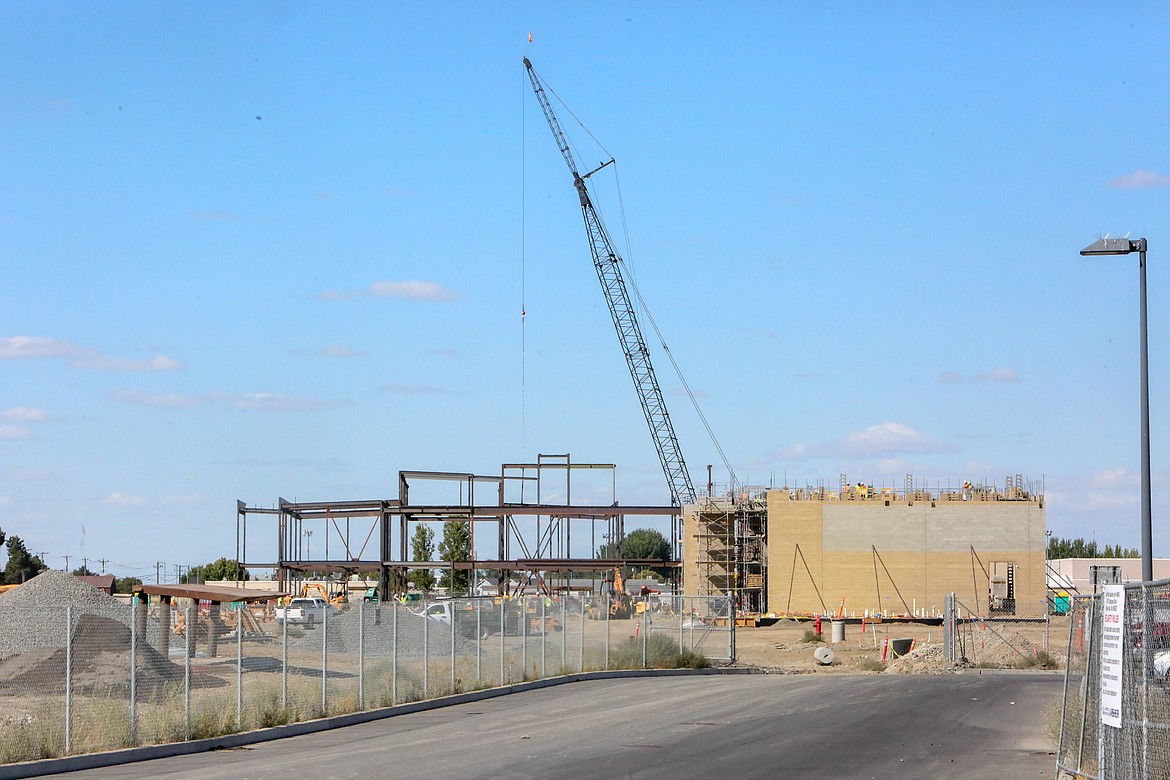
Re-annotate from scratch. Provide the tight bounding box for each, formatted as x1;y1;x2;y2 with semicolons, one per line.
53;672;1061;779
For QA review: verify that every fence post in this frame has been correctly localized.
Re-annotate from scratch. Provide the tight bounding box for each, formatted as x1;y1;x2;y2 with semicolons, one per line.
358;601;365;710
281;605;288;711
729;597;736;662
499;600;506;684
391;604;398;706
321;605;329;715
423;603;429;698
130;601;138;745
236;607;243;731
578;597;584;673
604;593;610;671
475;599;481;685
541;596;547;677
521;596;528;679
1077;598;1095;776
1056;595;1075;773
185;605;192;740
65;605;72;755
1141;585;1149;780
561;598;567;673
641;598;648;669
450;600;456;694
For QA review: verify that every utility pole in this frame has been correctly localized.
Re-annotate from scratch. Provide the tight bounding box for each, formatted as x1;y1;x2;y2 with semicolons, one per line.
156;561;164;584
98;558;108;573
63;554;71;572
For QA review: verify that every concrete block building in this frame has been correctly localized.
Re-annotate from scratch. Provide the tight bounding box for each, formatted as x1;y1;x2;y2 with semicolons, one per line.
683;477;1046;617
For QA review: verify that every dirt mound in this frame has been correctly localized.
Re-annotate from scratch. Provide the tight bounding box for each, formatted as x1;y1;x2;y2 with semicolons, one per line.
884;642;960;674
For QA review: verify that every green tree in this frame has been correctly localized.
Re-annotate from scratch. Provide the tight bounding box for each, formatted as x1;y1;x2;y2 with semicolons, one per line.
1047;536;1139;560
4;535;46;584
182;558;250;584
437;519;472;595
71;565;97;577
115;576;143;594
598;527;673;578
409;524;436;593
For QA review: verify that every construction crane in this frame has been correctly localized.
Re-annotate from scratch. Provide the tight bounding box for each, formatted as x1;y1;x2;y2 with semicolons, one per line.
524;57;696;507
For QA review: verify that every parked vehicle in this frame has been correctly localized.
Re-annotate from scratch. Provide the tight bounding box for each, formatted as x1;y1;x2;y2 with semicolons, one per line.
275;597;335;627
414;600;524;640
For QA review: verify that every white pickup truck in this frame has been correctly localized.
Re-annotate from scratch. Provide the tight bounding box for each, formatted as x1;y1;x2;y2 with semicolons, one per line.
275;597;334;627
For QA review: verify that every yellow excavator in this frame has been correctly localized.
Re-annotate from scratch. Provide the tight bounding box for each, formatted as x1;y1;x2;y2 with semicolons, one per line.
302;582;349;610
609;568;633;619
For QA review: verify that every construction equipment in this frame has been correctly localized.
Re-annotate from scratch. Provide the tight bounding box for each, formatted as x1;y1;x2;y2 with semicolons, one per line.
524;57;696;507
609;567;633;619
302;582;349;609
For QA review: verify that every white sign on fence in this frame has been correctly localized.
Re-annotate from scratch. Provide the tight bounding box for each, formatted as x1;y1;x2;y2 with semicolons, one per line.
1099;584;1125;728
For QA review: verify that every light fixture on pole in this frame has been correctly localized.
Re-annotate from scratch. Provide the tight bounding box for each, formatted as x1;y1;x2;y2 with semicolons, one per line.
1080;236;1152;582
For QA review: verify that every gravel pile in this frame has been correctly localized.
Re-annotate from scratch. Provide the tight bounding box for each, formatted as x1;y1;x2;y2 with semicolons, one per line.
289;606;481;658
0;570;158;659
0;614;190;695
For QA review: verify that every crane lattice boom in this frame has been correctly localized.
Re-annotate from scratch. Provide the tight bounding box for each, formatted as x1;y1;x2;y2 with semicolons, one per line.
524;57;696;506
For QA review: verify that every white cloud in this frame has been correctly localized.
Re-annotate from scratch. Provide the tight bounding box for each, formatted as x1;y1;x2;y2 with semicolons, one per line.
110;390;210;408
104;492;149;507
937;371;963;385
111;389;343;411
72;354;183;372
1085;492;1137;510
1109;170;1170;188
781;422;959;460
235;393;344;412
2;407;49;422
0;426;33;440
1090;468;1134;489
0;336;90;359
0;336;181;372
320;280;457;302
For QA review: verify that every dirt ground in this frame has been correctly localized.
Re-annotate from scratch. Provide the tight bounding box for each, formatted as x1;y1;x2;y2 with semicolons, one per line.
731;616;1071;674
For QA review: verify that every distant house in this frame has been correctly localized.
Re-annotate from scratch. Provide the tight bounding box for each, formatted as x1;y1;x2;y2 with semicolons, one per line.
76;574;116;595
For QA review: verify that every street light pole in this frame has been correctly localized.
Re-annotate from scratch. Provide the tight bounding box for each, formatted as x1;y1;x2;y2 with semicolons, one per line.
1080;237;1153;582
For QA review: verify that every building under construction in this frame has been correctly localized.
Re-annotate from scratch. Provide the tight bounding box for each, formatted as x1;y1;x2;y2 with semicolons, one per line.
236;454;680;599
683;475;1046;617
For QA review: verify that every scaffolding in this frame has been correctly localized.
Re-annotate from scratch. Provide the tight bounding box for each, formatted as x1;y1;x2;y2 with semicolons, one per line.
691;488;768;613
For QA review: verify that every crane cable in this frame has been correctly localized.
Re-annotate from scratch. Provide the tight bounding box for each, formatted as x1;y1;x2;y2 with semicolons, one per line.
520;69;527;451
538;67;739;497
611;164;739;496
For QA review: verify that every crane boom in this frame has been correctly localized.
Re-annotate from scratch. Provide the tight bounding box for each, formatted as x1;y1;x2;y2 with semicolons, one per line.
524;57;696;507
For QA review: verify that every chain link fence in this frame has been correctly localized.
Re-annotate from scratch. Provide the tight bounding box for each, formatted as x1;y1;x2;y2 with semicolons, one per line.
1056;580;1170;780
944;597;1057;668
0;593;732;764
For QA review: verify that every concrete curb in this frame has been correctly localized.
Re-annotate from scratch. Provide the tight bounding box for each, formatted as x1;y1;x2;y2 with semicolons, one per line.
1;666;757;779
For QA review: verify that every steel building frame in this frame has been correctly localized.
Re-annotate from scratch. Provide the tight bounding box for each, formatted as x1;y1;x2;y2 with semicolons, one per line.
236;455;680;599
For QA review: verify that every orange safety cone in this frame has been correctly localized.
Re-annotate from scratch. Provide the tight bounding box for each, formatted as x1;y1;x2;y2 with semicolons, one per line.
881;636;889;662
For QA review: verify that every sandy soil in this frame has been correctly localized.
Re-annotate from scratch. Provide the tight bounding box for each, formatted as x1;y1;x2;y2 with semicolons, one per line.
731;616;1069;674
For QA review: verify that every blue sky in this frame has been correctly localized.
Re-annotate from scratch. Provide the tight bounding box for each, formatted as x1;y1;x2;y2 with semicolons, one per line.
2;3;1168;580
